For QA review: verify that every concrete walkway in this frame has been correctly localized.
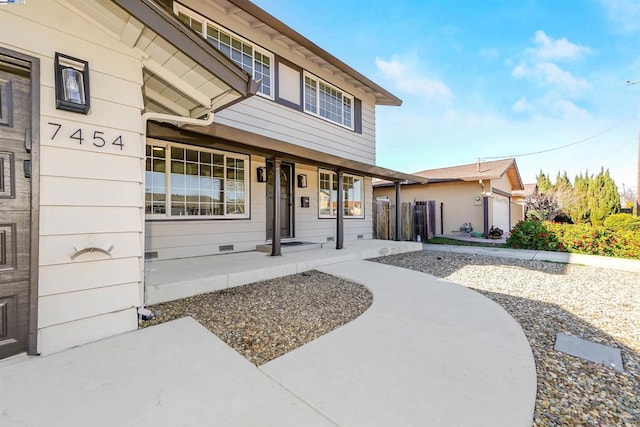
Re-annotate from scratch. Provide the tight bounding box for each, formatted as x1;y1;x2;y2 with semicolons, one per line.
146;239;423;304
0;259;537;427
424;244;640;273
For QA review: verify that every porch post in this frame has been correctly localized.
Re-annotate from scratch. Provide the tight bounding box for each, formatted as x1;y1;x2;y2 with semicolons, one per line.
395;181;402;241
271;159;282;256
336;170;344;249
483;196;489;238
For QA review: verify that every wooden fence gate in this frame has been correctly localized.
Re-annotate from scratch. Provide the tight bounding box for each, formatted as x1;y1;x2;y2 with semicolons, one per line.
373;200;436;241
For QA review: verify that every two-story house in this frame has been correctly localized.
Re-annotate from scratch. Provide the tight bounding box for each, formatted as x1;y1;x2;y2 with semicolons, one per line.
0;0;421;359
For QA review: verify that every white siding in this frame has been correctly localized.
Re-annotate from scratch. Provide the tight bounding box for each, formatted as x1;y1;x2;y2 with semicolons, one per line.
178;0;379;163
146;159;374;260
294;165;373;241
37;308;138;355
217;97;376;164
1;2;145;354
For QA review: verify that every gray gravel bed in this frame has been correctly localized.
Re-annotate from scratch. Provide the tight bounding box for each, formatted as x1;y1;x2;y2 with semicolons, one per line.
373;250;640;427
141;270;372;366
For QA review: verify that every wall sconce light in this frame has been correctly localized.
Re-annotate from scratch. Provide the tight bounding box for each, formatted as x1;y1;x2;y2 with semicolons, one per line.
297;174;307;188
256;166;267;183
54;52;90;114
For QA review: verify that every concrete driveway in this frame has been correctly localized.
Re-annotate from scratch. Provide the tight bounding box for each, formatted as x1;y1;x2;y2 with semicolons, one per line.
0;260;536;426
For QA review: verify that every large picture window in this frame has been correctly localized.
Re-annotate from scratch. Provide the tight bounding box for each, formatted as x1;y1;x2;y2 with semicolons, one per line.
145;141;249;219
304;72;353;129
175;5;273;98
319;170;363;218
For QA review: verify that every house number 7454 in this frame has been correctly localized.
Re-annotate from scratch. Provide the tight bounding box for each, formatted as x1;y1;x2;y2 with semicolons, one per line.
48;122;124;150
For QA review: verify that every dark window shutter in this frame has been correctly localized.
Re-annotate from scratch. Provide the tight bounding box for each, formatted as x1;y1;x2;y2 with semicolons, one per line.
354;97;362;134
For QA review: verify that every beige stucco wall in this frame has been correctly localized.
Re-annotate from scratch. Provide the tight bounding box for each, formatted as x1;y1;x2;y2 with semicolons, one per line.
373;181;486;236
1;1;145;354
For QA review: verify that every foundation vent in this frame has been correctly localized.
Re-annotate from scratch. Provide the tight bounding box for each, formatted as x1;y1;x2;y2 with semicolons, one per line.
357;234;364;239
326;236;334;242
219;244;234;252
145;251;158;260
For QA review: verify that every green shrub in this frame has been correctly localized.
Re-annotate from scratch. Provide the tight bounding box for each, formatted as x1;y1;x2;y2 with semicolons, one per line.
603;213;640;232
507;220;640;259
506;219;563;251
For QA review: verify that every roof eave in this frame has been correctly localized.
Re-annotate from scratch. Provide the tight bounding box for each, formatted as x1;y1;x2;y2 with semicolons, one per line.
224;0;401;106
112;0;258;100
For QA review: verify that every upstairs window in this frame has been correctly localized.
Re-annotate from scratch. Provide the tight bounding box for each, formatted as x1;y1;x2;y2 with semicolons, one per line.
304;72;353;129
175;5;273;98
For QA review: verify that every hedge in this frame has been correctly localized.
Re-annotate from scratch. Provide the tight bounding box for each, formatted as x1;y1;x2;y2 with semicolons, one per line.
507;219;640;260
603;213;640;232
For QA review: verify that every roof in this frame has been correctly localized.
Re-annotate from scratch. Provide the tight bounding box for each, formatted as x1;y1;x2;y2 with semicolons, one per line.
68;0;258;116
413;158;524;191
373;158;524;190
512;183;537;198
179;0;402;106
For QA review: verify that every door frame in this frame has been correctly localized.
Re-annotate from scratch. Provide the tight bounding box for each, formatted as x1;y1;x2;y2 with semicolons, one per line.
0;47;40;355
265;160;295;240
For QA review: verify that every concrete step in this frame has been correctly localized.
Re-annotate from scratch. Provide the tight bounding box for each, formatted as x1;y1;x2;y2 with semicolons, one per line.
256;241;322;254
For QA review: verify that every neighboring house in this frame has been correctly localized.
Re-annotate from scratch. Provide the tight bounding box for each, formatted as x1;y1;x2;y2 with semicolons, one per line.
373;159;525;237
0;0;421;359
512;183;538;218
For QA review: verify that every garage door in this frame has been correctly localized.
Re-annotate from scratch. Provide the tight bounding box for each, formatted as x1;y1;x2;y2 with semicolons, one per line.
492;194;510;233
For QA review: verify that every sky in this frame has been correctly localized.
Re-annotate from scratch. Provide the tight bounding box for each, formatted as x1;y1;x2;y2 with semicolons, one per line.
252;0;640;192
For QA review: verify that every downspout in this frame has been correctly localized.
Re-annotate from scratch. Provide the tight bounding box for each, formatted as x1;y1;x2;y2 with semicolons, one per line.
137;110;215;319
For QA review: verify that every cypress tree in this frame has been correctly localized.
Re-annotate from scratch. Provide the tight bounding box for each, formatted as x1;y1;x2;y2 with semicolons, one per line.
567;171;591;224
536;170;553;194
588;168;621;226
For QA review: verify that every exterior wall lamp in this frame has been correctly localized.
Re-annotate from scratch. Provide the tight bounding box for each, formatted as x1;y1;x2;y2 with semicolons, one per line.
297;173;307;188
256;166;267;183
54;52;90;114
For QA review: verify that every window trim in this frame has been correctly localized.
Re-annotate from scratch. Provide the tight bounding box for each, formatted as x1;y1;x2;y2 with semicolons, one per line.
304;71;354;130
145;139;251;220
318;169;364;219
174;3;274;100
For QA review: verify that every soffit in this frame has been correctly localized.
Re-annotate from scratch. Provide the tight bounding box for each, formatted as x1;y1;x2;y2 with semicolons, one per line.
181;0;401;106
61;0;256;116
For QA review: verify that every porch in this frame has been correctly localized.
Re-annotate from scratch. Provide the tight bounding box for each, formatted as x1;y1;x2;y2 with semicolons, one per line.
144;239;422;305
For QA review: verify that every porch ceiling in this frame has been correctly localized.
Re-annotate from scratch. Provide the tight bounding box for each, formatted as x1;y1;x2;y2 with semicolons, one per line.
63;0;258;116
147;121;427;183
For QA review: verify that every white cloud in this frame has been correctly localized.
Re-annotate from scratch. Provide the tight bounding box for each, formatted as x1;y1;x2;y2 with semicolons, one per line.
511;61;589;92
551;99;590;120
530;30;591;61
511;31;591;99
512;97;529;113
534;62;590;90
375;57;453;102
599;0;640;34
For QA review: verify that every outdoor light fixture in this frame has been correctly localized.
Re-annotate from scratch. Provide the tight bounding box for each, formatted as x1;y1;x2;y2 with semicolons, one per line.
297;174;307;188
54;52;90;114
256;166;267;183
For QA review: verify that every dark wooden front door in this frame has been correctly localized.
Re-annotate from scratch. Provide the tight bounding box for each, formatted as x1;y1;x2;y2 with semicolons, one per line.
0;60;32;359
266;162;292;240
